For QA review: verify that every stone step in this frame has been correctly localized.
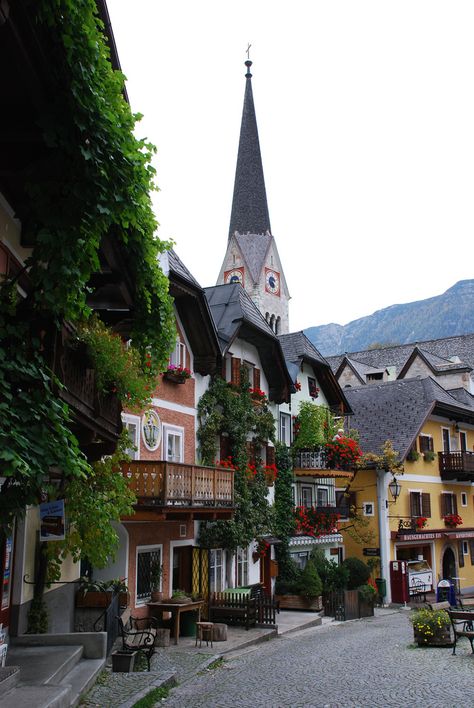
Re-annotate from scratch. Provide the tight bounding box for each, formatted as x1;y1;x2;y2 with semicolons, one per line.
6;645;83;686
0;665;20;694
0;684;71;708
58;658;105;708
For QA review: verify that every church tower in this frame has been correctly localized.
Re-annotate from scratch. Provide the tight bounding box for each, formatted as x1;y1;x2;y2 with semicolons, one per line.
217;59;290;334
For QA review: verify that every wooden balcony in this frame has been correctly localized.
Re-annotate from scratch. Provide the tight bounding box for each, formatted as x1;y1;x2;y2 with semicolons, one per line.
438;451;474;481
121;461;235;519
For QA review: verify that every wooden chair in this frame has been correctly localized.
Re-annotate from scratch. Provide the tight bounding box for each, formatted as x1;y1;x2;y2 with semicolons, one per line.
447;609;474;655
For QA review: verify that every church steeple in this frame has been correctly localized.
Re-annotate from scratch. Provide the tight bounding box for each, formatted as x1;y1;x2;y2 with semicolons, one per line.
228;60;271;240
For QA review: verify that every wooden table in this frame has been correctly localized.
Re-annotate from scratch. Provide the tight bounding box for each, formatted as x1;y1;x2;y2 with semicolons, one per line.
147;600;204;645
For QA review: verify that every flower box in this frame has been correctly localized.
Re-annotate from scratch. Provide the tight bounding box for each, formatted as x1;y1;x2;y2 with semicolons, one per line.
274;594;322;612
414;627;452;646
75;590;129;608
163;372;186;384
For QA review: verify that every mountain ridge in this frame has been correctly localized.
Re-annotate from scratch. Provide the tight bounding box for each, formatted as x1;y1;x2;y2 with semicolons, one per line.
304;280;474;356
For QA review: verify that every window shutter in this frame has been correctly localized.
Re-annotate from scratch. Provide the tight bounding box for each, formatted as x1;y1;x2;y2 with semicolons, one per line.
470;540;474;566
440;494;448;517
453;495;458;514
459;541;465;568
421;493;431;518
410;492;418;517
231;357;241;386
253;368;261;390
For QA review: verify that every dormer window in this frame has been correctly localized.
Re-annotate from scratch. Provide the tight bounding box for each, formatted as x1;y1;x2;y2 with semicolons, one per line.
170;338;186;369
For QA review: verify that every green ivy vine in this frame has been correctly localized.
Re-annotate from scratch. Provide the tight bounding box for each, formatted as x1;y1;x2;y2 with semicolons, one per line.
0;0;174;571
197;374;275;551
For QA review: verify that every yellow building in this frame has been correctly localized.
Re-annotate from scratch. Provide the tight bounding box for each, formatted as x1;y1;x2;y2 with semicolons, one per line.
341;377;474;603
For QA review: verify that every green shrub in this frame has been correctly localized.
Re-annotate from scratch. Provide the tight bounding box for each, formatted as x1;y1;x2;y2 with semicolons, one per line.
357;584;377;602
342;557;371;590
300;562;322;600
310;549;349;591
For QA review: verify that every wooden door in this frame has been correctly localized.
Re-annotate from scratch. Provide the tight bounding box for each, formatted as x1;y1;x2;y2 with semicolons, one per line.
173;546;193;594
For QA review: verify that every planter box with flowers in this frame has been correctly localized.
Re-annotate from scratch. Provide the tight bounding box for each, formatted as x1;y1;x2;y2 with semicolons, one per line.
410;608;452;646
163;365;192;384
249;387;267;407
443;513;463;529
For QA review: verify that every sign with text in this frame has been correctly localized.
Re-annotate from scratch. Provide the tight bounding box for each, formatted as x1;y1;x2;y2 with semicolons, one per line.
363;548;380;557
40;500;65;541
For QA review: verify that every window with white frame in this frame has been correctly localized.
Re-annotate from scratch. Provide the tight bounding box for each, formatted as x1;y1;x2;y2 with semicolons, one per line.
122;414;140;460
461;492;468;507
236;546;249;587
442;428;450;452
418;435;434;453
169;338;186;368
301;486;312;508
280;412;291;446
163;424;184;463
317;487;329;507
463;540;469;555
136;545;162;604
209;549;224;593
441;492;457;516
460;432;467;451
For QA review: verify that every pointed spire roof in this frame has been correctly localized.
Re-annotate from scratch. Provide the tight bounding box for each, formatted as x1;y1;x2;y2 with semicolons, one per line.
228;60;271;240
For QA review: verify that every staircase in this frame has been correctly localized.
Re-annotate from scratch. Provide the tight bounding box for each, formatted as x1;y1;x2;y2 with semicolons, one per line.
0;641;105;708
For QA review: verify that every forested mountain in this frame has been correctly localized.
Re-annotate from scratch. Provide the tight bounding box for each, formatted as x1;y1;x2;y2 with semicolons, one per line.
305;280;474;356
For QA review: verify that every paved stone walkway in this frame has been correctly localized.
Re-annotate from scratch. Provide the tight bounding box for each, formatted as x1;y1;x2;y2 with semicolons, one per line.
163;610;474;708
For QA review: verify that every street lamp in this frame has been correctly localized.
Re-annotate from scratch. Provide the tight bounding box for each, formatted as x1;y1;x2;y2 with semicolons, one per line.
388;476;402;503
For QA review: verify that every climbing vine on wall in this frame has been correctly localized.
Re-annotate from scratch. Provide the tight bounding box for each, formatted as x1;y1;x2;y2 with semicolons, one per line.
197;373;275;551
0;0;174;552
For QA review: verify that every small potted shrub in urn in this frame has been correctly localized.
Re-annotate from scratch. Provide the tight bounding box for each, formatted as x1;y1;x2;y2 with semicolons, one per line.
150;562;163;602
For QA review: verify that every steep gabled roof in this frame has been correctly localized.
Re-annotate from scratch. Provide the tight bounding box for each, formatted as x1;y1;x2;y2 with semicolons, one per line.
327;333;474;376
345;377;474;459
228;60;271;240
205;283;290;403
161;250;220;375
279;331;352;414
397;346;472;379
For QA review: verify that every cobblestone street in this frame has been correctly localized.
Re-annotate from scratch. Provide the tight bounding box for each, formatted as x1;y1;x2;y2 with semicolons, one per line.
164;610;474;708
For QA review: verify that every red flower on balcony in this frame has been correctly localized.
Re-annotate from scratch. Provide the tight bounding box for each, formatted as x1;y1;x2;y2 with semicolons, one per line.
416;516;428;530
294;506;340;537
325;436;362;469
443;513;463;528
250;387;266;400
294;381;301;391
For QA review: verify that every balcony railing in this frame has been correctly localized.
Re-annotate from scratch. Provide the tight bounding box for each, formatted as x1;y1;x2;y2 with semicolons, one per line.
294;449;327;470
294;449;353;473
438;451;474;481
121;460;234;508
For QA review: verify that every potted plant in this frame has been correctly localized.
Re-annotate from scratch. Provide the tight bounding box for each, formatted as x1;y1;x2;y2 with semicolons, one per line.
406;448;420;462
357;583;376;618
275;561;323;611
150;562;163;602
410;607;452;646
168;589;192;604
415;516;428;530
76;578;129;608
423;450;436;462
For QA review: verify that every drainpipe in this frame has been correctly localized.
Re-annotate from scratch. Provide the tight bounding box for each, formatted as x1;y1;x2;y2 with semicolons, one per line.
376;468;392;605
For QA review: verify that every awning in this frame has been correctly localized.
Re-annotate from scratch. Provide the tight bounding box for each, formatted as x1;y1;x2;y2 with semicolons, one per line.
289;533;343;547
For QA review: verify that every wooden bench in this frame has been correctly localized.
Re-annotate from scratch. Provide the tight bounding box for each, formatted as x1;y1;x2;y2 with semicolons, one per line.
447;609;474;655
426;601;452;611
117;610;157;670
209;592;257;630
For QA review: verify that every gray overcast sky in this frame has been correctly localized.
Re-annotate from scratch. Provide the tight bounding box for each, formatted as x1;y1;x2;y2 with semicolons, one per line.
107;0;474;332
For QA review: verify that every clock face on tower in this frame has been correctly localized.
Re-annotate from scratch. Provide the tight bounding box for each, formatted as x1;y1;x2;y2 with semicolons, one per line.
265;268;280;296
224;267;244;286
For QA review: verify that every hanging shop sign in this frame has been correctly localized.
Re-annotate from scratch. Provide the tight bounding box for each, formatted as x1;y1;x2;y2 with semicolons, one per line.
40;500;66;541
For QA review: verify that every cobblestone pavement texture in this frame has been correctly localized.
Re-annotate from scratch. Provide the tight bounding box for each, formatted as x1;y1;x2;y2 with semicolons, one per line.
81;647;215;707
163;610;474;708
